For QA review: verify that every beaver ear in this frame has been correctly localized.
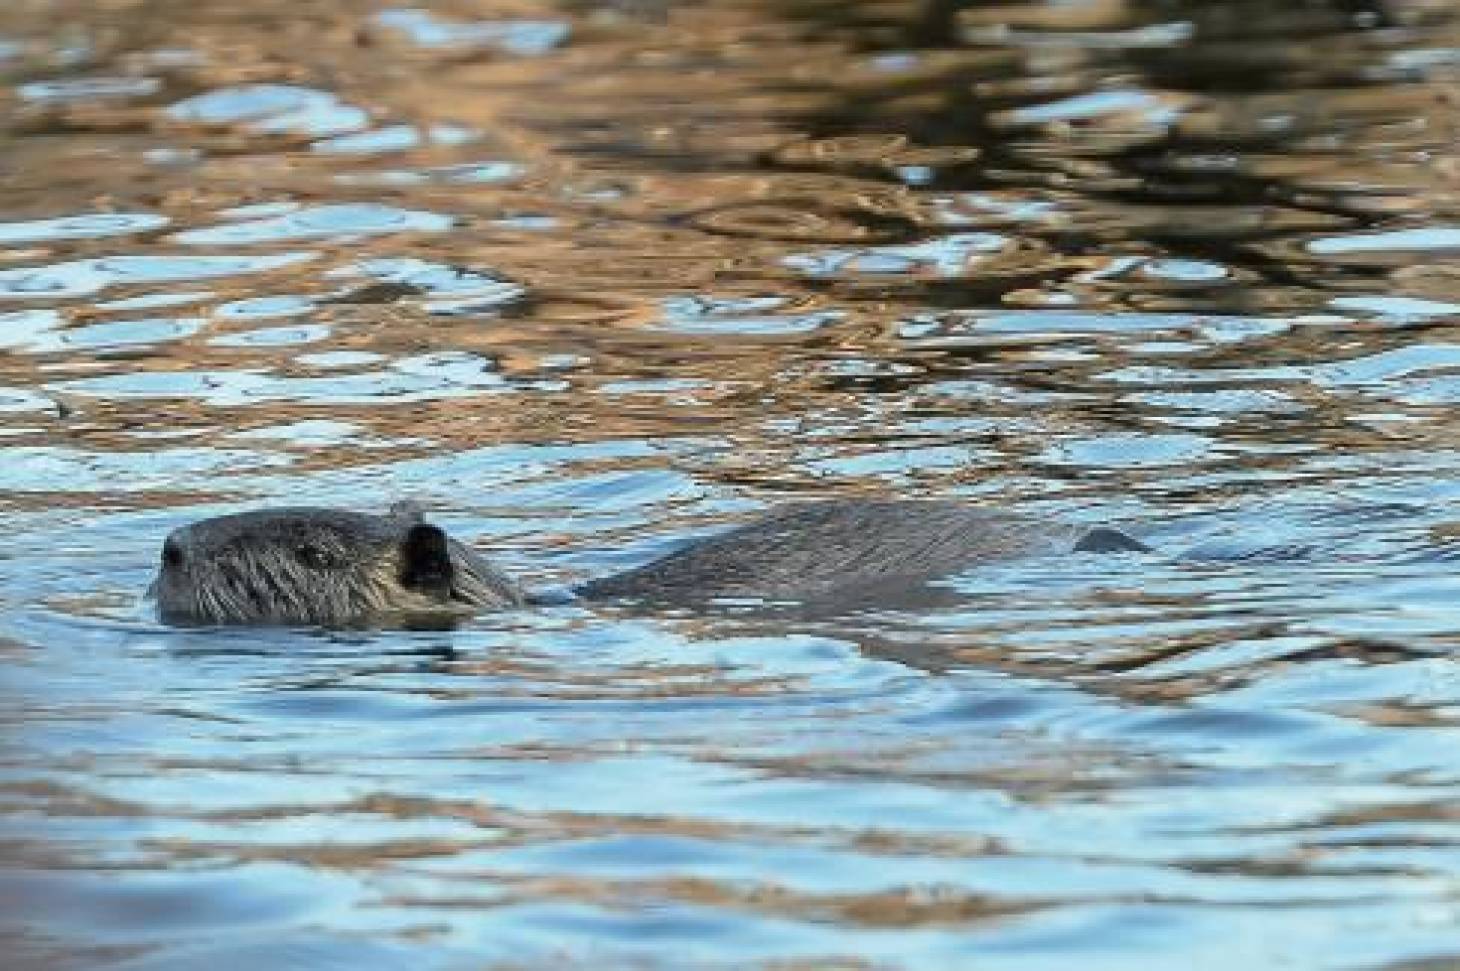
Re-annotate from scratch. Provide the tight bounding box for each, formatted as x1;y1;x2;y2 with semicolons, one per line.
400;524;454;594
388;499;426;524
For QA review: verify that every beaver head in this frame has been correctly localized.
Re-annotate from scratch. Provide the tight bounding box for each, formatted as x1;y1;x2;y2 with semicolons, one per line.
150;503;525;627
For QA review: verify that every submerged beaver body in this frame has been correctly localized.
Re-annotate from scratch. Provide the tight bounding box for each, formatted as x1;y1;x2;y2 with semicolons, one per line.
152;500;1146;627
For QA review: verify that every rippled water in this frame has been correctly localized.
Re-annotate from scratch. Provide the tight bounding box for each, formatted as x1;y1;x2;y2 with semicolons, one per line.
2;0;1459;967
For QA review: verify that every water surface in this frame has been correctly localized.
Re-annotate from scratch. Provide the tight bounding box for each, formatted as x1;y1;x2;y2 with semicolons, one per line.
2;0;1459;967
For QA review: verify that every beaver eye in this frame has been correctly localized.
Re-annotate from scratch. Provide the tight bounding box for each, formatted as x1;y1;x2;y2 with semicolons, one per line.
162;539;184;569
295;544;334;569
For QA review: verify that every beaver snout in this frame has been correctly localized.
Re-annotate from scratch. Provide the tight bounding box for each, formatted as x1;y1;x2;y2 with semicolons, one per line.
161;536;185;570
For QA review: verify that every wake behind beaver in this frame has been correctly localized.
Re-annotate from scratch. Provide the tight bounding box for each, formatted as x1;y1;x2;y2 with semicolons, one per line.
150;499;1148;628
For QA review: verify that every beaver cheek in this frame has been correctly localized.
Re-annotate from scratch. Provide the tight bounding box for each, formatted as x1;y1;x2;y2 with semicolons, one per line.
399;524;455;598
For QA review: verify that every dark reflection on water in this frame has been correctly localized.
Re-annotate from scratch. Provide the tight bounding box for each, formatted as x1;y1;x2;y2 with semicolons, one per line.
2;0;1459;967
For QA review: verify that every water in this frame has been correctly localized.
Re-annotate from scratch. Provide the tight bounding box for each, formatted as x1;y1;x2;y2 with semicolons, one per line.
1;0;1458;967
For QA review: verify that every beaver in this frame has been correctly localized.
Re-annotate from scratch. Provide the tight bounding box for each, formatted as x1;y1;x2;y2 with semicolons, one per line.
150;499;1147;627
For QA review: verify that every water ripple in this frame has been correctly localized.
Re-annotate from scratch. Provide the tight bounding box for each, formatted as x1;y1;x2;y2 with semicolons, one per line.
0;253;315;300
173;205;454;245
168;84;368;136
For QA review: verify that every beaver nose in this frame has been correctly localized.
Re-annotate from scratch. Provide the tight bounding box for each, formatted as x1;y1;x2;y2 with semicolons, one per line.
162;537;185;569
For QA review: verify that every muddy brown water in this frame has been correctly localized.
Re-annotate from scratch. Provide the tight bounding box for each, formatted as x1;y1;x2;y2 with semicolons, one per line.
1;0;1459;968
